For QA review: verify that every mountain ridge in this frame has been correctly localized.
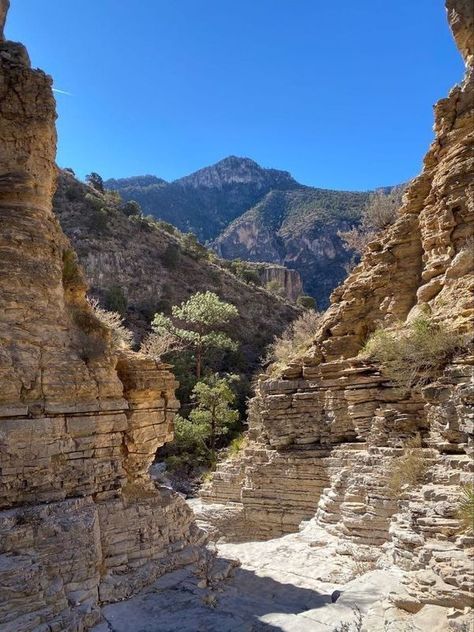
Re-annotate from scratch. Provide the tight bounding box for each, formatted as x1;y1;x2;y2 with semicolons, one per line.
106;156;377;306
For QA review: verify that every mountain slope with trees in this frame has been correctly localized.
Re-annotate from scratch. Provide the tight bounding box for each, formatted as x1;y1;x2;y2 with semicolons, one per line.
106;156;386;306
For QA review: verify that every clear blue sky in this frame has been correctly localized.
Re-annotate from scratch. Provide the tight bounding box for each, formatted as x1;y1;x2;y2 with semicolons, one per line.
8;1;464;190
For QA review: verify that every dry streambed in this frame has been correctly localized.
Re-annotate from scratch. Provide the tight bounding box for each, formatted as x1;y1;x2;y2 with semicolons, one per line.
91;500;453;632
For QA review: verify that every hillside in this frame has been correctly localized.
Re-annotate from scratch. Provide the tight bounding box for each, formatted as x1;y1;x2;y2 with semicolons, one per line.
53;170;300;377
106;157;373;306
213;186;370;303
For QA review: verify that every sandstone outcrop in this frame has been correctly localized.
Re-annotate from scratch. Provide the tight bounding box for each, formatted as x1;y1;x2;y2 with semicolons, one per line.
202;0;474;627
0;5;204;630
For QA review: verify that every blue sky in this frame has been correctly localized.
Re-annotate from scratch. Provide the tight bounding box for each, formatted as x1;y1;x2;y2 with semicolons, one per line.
8;1;463;190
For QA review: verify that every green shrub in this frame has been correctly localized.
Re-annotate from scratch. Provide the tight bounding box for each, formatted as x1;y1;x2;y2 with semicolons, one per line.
297;295;316;310
105;285;127;315
458;484;474;534
181;232;208;259
161;243;180;268
265;279;285;296
121;200;141;217
240;268;261;285
362;317;464;391
65;185;83;202
85;192;104;212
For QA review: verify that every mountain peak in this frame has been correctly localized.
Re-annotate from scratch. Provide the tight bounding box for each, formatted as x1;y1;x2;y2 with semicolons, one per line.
174;156;297;190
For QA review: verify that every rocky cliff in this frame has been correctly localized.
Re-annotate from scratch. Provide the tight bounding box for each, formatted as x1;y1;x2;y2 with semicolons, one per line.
0;5;204;630
202;1;474;628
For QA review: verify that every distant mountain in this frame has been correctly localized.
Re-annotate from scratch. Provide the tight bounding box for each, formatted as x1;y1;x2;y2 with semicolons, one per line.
106;157;298;241
106;156;377;307
213;187;370;303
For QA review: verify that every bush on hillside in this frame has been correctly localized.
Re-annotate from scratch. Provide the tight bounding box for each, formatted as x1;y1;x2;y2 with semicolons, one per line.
62;249;83;288
161;243;180;269
386;435;427;498
88;298;133;349
362;317;464;391
338;186;406;255
121;200;141;217
265;280;285;296
265;310;321;371
297;295;316;310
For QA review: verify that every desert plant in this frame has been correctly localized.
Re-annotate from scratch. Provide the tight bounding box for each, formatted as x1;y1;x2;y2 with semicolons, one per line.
457;484;474;534
265;310;321;370
387;435;427;497
121;200;141;217
140;331;185;360
87;298;133;349
332;606;363;632
71;308;108;362
227;433;248;459
161;243;180;268
362;317;464;391
265;279;285;296
338;185;406;256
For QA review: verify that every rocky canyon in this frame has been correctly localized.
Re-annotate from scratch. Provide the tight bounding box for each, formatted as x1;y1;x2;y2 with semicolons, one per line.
0;1;473;631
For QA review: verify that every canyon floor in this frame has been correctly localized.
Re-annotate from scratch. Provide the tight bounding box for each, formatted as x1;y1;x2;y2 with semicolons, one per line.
90;499;455;632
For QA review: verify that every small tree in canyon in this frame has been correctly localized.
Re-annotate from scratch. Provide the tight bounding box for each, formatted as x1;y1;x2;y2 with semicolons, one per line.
173;374;240;465
148;291;239;378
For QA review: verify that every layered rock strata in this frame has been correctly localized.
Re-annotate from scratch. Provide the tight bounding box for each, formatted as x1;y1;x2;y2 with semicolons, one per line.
0;5;203;631
202;0;474;623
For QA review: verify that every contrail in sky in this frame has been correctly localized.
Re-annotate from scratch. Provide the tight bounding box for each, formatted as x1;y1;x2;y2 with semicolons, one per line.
52;88;72;96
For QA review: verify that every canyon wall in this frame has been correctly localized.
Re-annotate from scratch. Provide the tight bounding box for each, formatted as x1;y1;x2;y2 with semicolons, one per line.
203;0;473;624
0;5;203;631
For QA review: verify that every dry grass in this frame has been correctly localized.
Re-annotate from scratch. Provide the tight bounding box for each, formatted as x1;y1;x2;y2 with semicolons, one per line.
88;298;133;349
226;434;248;459
457;484;474;534
140;331;185;360
387;435;427;497
362;317;464;392
265;310;321;373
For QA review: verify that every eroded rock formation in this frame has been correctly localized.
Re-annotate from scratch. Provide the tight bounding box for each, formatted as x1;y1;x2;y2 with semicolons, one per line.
202;0;474;627
0;5;203;630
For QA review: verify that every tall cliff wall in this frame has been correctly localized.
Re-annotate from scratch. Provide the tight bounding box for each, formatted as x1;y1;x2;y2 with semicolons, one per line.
202;0;473;626
0;4;203;630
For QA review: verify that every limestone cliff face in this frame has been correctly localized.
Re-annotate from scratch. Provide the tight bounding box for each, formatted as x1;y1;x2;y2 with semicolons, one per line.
0;6;203;631
258;265;303;301
202;0;473;625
